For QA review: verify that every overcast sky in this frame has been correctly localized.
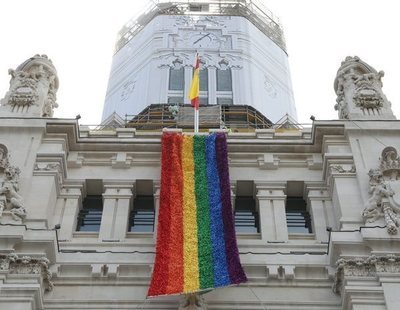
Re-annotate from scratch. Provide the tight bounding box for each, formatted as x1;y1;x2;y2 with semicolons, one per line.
0;0;399;125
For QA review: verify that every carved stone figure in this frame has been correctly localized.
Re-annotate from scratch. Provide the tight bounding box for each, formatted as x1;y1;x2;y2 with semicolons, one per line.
179;293;207;310
334;56;395;120
0;144;26;222
362;147;400;234
0;54;59;117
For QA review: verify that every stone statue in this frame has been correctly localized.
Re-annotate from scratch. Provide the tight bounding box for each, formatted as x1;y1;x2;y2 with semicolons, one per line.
0;144;26;222
334;56;395;120
0;54;59;117
362;147;400;234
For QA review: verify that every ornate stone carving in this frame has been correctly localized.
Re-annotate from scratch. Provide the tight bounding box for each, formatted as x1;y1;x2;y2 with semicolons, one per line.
120;80;136;101
334;56;394;120
330;164;356;174
362;147;400;234
0;144;26;222
333;255;400;294
179;293;207;310
0;253;53;291
0;54;59;117
264;75;277;98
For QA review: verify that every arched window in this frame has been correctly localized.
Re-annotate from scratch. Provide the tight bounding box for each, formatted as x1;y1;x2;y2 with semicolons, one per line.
216;61;232;91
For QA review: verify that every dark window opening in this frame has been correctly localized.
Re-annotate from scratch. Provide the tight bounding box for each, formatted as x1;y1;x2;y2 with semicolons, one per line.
76;195;103;232
129;195;155;232
286;197;312;234
235;196;259;233
217;68;232;91
200;68;208;91
169;67;184;91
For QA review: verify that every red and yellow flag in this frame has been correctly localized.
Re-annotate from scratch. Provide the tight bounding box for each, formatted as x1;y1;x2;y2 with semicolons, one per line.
189;54;200;110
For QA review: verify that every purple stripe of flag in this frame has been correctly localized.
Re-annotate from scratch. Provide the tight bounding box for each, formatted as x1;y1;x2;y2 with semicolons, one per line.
215;133;247;284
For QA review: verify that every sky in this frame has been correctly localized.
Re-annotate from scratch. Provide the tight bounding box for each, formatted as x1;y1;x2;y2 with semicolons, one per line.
0;0;399;125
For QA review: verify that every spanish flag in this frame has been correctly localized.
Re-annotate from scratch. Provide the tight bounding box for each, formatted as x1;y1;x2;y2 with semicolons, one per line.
189;54;200;110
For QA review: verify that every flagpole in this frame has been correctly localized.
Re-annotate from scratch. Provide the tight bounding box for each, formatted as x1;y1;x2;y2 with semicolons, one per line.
189;52;200;133
195;108;199;133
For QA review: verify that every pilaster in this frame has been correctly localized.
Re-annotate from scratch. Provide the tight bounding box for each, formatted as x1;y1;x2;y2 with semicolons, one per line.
305;184;333;242
57;182;84;241
255;182;288;241
99;181;134;242
208;66;217;105
153;181;160;242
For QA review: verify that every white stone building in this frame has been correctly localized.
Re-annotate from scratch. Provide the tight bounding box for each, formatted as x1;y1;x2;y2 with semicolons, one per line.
1;1;400;310
102;0;297;123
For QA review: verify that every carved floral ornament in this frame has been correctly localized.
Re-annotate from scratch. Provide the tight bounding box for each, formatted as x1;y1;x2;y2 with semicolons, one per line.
0;253;53;291
362;146;400;234
0;144;26;222
333;255;400;294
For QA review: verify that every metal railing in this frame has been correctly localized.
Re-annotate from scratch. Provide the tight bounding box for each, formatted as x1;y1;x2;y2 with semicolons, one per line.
115;0;286;53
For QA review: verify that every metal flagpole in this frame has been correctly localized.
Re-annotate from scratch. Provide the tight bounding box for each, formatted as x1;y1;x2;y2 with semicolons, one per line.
195;108;199;133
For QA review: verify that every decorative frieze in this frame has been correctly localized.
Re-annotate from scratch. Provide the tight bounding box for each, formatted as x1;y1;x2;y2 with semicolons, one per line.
330;164;356;174
333;255;400;294
33;161;64;189
0;253;53;291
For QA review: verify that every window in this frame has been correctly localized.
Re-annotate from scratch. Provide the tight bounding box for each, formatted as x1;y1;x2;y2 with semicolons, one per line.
76;195;103;232
235;196;259;233
129;195;155;232
200;68;208;91
286;197;312;234
199;97;208;105
217;68;232;91
169;67;184;91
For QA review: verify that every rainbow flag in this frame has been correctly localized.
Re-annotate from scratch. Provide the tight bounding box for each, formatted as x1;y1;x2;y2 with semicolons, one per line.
148;132;247;297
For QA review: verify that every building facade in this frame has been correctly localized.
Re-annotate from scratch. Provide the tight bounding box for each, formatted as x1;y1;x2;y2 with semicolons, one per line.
102;0;297;123
1;2;400;310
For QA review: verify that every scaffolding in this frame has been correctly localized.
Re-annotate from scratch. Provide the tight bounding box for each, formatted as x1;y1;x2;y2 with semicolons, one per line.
115;0;285;53
125;103;272;131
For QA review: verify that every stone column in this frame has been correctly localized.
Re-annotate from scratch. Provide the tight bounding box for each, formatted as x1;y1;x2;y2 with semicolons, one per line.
99;181;134;242
152;181;160;242
327;164;363;230
0;254;52;310
230;182;236;213
159;66;169;103
306;184;332;242
208;66;217;105
57;184;84;241
333;256;393;310
255;182;288;242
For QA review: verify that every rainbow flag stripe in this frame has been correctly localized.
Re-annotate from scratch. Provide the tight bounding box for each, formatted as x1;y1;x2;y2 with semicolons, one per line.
148;132;247;297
